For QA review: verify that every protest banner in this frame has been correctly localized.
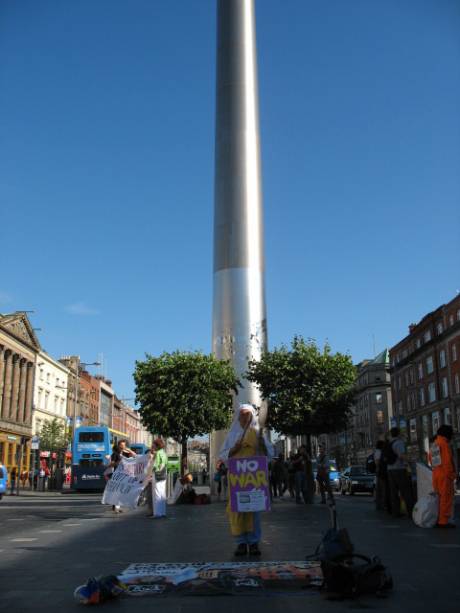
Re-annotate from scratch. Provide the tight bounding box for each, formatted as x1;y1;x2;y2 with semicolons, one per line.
228;456;270;513
102;454;151;510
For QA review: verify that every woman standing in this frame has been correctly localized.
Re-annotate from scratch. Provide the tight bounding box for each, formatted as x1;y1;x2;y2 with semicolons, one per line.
150;438;168;519
220;404;273;557
109;439;136;513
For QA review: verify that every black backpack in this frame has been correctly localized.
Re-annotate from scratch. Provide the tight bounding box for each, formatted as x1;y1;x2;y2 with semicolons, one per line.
321;554;393;599
382;440;398;466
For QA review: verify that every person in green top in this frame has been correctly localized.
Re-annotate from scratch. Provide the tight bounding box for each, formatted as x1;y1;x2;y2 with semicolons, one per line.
150;438;168;519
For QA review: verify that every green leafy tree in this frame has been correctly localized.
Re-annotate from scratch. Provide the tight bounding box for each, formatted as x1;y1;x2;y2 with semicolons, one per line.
39;418;66;451
247;336;356;501
134;351;240;475
247;336;356;437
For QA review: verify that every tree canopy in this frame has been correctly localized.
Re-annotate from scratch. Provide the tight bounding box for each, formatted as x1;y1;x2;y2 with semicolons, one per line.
247;336;356;437
39;418;66;451
134;350;240;444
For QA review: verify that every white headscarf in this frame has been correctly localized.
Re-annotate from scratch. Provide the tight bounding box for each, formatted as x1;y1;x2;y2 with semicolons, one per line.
219;403;274;461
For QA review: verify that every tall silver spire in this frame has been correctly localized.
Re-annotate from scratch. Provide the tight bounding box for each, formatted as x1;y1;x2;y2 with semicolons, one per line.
211;0;267;460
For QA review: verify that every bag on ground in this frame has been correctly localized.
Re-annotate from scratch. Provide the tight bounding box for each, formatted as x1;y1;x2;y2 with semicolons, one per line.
412;493;438;528
321;554;393;599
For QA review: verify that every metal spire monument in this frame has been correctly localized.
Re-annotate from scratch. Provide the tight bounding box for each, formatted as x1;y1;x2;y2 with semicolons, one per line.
211;0;267;459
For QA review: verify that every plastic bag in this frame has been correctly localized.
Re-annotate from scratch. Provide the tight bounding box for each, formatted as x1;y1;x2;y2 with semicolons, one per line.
412;493;438;528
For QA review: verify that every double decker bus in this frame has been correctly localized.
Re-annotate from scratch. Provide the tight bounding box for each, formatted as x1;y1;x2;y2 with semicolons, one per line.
72;426;111;491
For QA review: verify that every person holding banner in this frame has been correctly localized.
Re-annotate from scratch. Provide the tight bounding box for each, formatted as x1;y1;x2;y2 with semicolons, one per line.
149;438;168;519
109;440;137;513
220;404;273;557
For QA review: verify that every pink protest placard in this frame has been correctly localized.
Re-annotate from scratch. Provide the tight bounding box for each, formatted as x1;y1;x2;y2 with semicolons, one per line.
228;456;270;513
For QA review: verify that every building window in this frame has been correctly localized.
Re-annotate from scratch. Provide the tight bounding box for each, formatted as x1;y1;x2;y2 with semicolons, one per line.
457;309;460;321
375;393;383;404
419;387;425;407
46;372;50;383
436;322;443;335
398;376;402;390
449;315;454;326
40;368;44;381
444;407;451;425
432;411;440;433
37;388;43;409
409;418;417;442
54;396;58;411
452;344;457;362
418;363;423;380
424;330;432;343
409;368;414;385
404;371;409;386
377;410;384;425
439;349;446;368
422;414;429;438
426;356;434;375
455;374;460;395
428;382;436;403
441;377;448;398
416;338;421;349
44;392;49;410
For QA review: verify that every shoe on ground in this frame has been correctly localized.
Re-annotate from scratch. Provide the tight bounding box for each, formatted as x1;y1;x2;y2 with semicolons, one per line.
249;543;261;556
234;543;248;556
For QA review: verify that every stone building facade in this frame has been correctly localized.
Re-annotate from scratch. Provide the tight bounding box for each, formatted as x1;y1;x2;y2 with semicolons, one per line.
33;350;70;436
0;312;40;474
320;350;392;469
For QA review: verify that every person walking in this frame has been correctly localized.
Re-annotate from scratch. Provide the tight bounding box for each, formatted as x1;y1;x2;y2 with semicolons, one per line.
287;451;296;498
316;443;334;504
109;439;136;513
220;404;273;557
431;425;456;528
385;427;414;518
271;456;285;499
215;461;228;501
148;438;168;519
293;445;308;503
9;467;17;495
374;440;390;512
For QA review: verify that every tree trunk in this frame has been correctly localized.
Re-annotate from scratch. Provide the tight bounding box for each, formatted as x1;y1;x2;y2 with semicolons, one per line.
181;439;188;476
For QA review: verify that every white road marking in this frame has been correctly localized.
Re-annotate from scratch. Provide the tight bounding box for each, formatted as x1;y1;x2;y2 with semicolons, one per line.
63;523;81;527
10;538;38;542
6;518;26;522
39;530;63;534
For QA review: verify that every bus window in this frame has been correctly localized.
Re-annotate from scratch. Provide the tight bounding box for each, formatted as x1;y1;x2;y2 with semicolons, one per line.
79;432;104;443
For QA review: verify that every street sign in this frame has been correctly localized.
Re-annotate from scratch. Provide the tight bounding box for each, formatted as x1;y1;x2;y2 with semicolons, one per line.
31;435;40;450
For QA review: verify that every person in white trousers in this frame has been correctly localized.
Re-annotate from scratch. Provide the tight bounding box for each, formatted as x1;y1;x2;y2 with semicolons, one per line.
150;438;168;519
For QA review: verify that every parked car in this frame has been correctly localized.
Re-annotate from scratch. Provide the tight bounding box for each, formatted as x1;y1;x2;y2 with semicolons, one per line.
339;465;375;495
0;464;8;499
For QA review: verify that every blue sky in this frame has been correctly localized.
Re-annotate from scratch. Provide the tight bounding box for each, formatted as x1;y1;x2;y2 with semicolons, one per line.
1;0;459;402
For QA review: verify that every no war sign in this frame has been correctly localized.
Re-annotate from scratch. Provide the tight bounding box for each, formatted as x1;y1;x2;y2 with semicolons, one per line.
228;456;270;513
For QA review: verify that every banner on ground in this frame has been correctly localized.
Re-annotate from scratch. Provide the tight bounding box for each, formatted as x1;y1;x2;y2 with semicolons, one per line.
228;456;270;513
102;454;151;509
118;561;322;596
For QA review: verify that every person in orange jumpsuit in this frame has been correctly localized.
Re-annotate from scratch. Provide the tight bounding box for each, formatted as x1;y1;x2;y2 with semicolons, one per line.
431;425;456;528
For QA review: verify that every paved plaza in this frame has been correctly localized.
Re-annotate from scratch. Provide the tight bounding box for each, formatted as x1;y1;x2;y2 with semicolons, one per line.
0;491;459;612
